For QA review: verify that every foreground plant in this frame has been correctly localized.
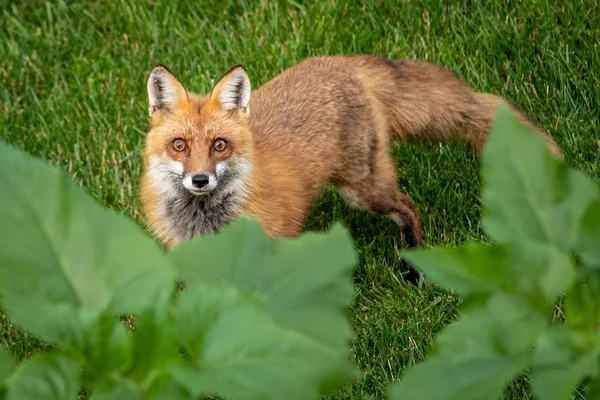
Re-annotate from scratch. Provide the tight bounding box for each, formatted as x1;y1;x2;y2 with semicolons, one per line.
389;105;600;400
0;141;358;399
2;102;599;400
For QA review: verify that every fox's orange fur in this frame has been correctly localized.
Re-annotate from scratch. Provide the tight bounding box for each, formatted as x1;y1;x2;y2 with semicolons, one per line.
139;55;562;280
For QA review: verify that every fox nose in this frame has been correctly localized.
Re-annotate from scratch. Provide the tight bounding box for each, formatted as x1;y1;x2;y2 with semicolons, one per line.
191;174;210;188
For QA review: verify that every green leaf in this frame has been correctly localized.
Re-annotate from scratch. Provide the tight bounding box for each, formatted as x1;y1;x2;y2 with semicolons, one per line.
388;99;600;400
170;219;356;352
90;383;191;400
389;357;521;400
5;353;79;400
73;301;181;395
171;284;355;400
566;270;600;334
146;381;192;400
579;196;600;268
0;347;15;386
389;294;541;400
440;294;547;357
168;219;358;399
403;243;506;297
586;378;600;400
170;218;357;348
66;311;131;385
0;142;176;350
122;306;181;389
481;104;597;251
531;327;600;400
404;242;575;311
90;388;143;400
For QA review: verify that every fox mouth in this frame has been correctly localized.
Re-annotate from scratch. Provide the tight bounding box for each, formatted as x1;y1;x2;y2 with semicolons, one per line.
186;187;215;195
183;179;218;196
182;176;218;195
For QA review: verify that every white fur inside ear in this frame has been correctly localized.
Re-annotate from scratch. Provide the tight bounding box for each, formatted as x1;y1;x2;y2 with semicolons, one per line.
218;69;251;114
147;68;181;116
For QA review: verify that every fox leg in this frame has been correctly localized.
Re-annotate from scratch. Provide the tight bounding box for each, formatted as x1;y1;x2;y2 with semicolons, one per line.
338;155;422;283
339;183;422;248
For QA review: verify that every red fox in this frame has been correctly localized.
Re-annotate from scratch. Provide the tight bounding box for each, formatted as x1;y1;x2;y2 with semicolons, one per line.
139;55;562;281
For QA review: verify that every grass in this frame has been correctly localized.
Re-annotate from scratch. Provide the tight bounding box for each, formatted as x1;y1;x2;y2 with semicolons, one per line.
0;0;599;398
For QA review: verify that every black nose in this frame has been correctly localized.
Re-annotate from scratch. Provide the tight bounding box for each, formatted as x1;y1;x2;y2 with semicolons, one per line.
191;174;210;188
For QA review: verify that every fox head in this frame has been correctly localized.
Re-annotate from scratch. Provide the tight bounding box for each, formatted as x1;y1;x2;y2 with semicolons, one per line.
142;64;253;198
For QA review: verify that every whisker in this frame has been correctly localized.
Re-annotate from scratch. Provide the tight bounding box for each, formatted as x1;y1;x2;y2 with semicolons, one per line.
148;163;184;178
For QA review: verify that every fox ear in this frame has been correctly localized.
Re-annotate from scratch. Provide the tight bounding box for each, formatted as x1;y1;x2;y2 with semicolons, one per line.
210;66;251;116
147;65;188;117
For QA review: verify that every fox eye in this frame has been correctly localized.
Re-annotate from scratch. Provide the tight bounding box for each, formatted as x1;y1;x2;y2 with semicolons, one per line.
172;138;187;152
213;138;227;152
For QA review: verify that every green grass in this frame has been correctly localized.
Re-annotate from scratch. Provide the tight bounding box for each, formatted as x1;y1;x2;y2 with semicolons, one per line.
1;0;599;398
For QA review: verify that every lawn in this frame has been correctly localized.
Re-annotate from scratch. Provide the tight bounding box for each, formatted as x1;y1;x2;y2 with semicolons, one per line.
1;1;599;398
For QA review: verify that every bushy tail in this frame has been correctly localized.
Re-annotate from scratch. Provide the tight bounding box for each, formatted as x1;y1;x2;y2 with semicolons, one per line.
359;57;563;159
468;93;563;158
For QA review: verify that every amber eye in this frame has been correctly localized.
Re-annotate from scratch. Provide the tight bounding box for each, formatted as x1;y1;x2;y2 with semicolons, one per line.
213;138;227;152
172;138;187;152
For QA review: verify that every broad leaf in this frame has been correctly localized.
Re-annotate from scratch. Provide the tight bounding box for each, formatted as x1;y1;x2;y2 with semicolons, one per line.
122;306;180;387
0;142;176;346
531;327;600;400
62;311;130;385
579;196;600;268
169;218;356;353
435;294;547;358
389;100;600;400
481;104;597;251
90;382;191;400
168;219;358;398
389;294;541;400
566;270;600;334
90;388;143;400
586;378;600;400
0;347;15;386
171;284;356;400
403;242;574;311
5;353;79;400
389;357;521;400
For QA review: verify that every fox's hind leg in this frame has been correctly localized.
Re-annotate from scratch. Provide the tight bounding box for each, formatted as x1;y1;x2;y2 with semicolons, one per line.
338;155;422;284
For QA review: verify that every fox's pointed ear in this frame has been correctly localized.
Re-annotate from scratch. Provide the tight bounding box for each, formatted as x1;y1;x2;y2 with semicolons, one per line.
209;66;251;116
147;65;188;118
